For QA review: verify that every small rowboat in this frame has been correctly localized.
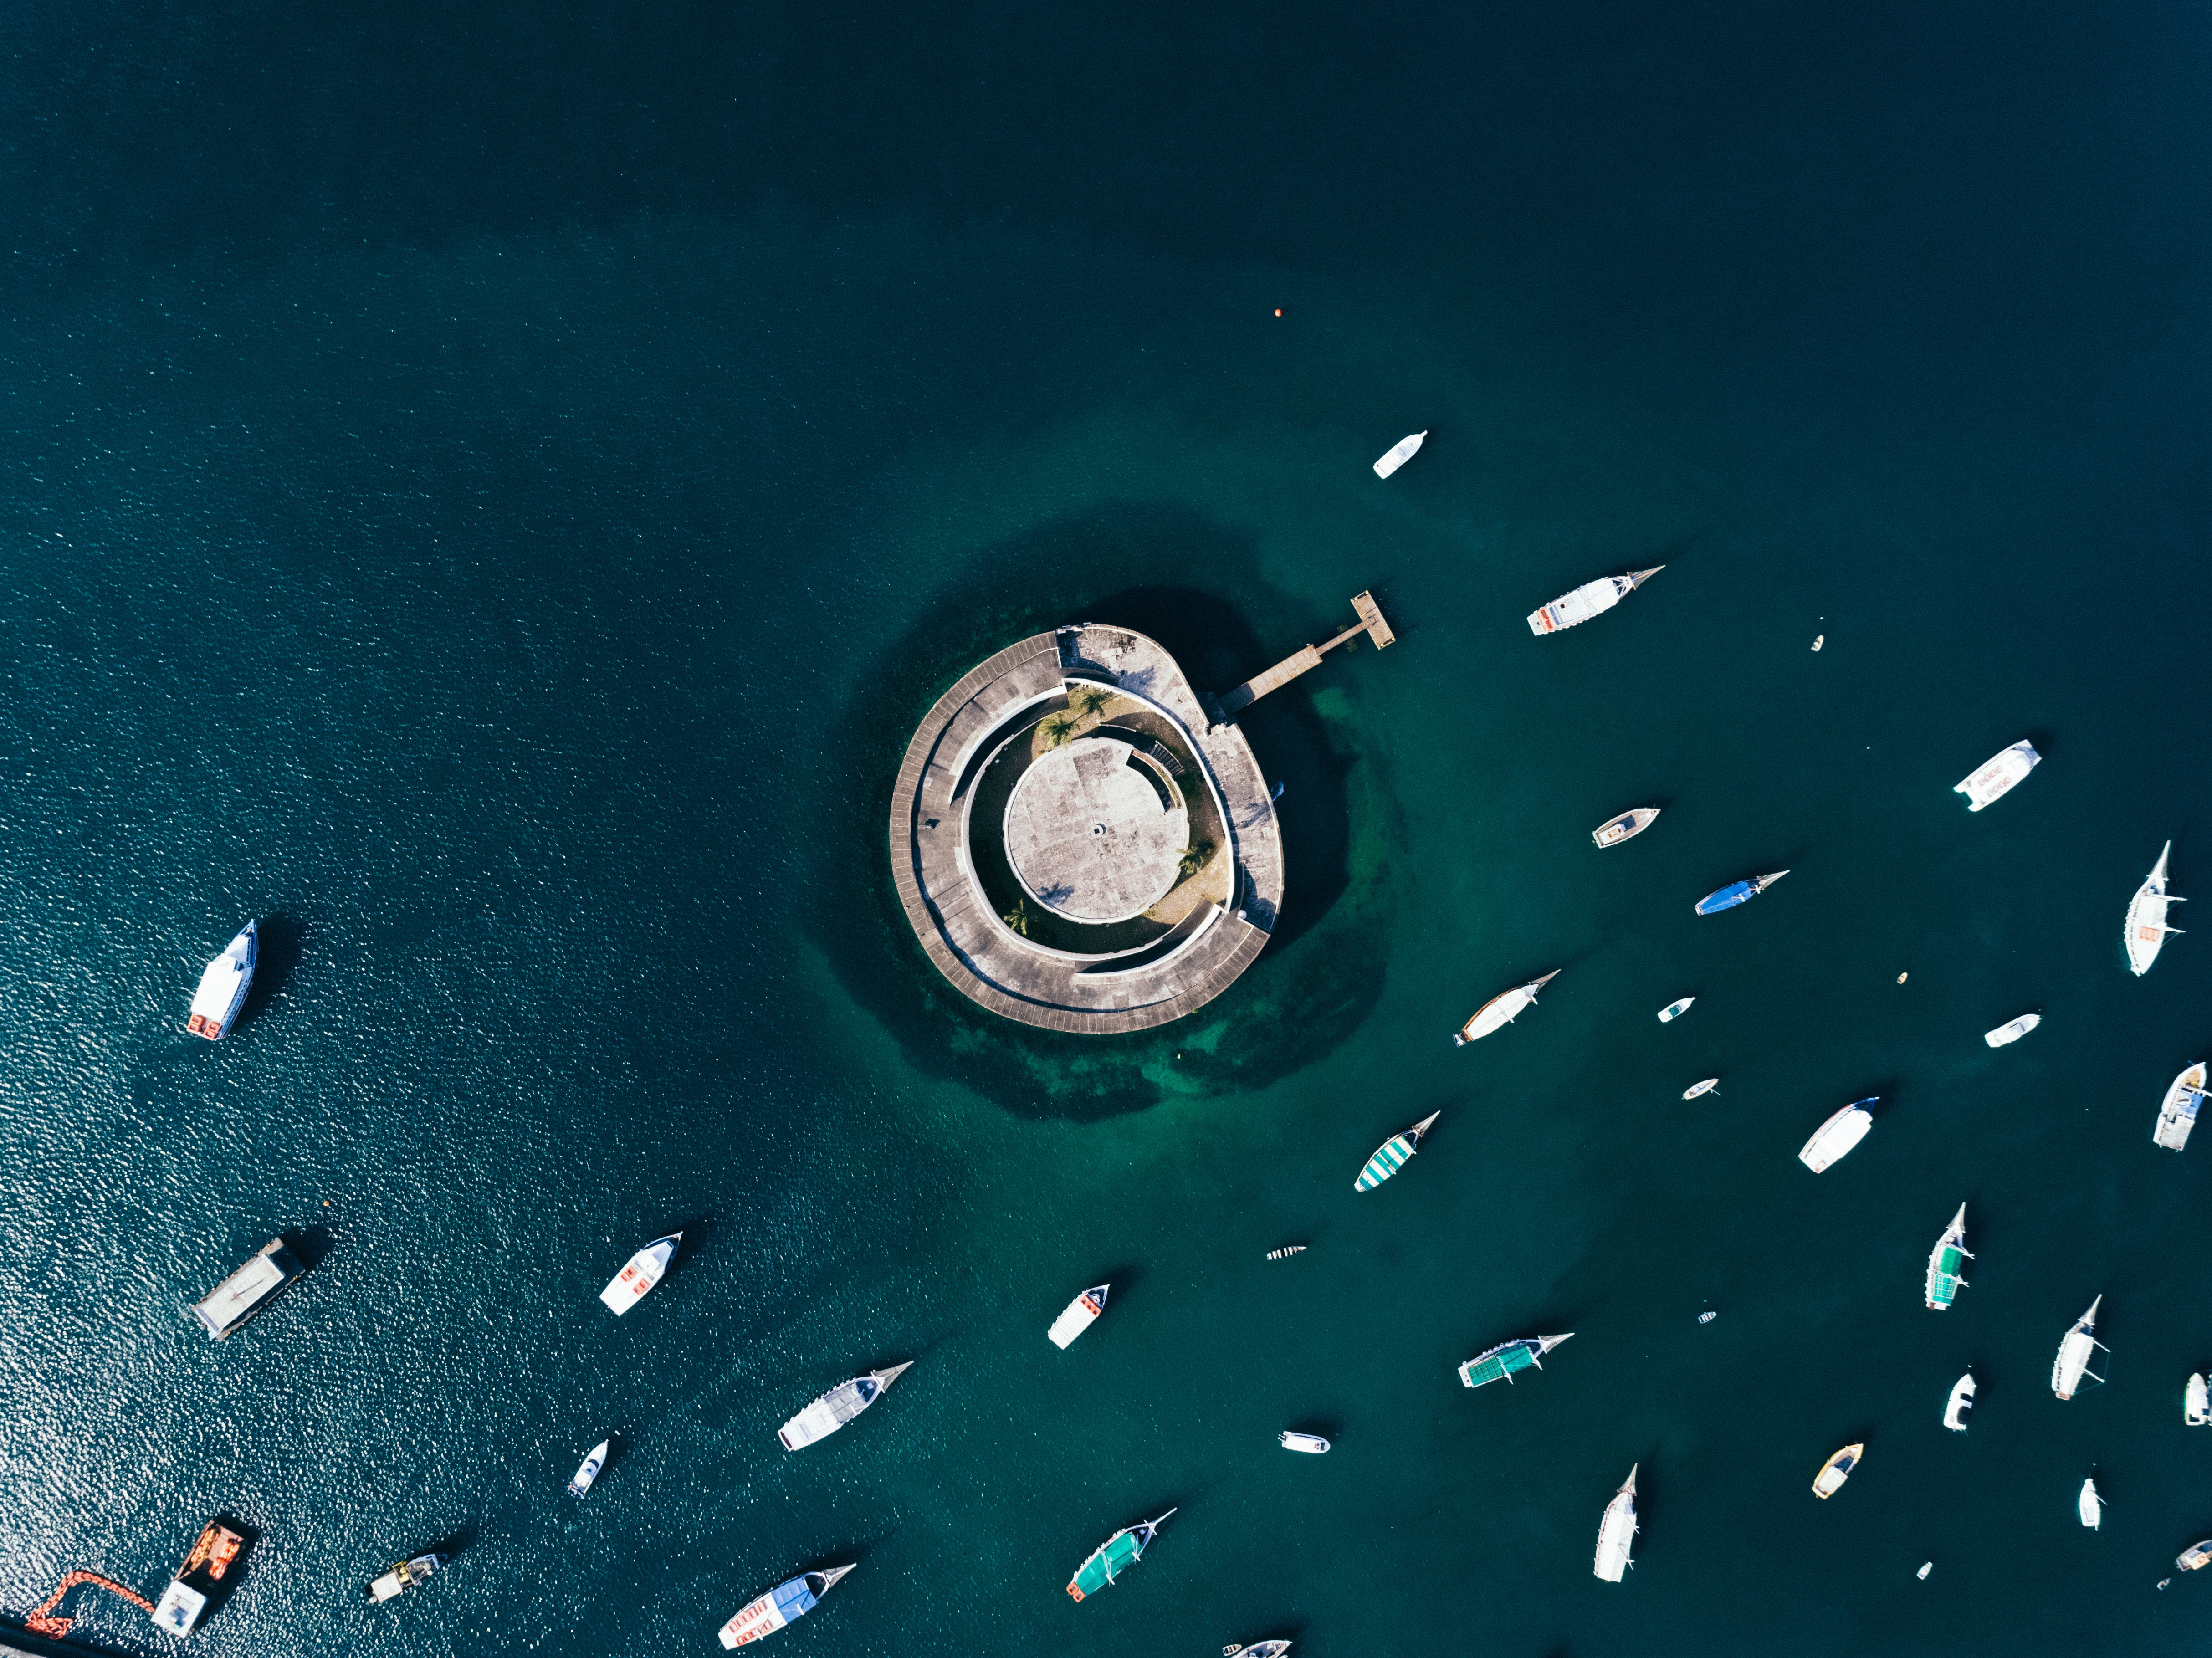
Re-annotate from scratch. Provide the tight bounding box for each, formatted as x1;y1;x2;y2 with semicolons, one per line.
1592;807;1661;848
1355;1112;1440;1192
1657;997;1694;1023
718;1565;853;1647
1454;970;1559;1045
2126;842;2184;975
1695;870;1789;915
1798;1100;1875;1172
2188;1372;2208;1426
1372;430;1427;478
1683;1079;1720;1100
1066;1510;1174;1602
1954;739;2040;810
1048;1285;1110;1349
2079;1477;2103;1529
1984;1013;2040;1047
598;1233;681;1315
568;1439;609;1497
1279;1432;1330;1454
1811;1443;1862;1499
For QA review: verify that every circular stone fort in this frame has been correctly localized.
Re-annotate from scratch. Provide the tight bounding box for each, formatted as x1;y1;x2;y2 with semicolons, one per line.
889;600;1390;1033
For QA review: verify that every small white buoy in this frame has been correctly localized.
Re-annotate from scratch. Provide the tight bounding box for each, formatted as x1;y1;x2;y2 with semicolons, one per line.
1812;634;1824;651
1916;1561;1932;1580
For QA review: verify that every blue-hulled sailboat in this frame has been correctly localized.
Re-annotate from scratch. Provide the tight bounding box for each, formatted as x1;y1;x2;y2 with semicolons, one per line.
1694;870;1789;915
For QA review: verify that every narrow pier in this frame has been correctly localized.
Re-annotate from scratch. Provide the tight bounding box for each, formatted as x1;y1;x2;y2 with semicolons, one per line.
1217;590;1395;718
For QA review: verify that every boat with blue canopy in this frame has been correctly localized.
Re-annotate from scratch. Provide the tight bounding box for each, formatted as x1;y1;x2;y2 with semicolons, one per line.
1066;1510;1174;1602
1355;1112;1440;1192
717;1565;853;1648
1695;870;1788;915
1458;1331;1573;1388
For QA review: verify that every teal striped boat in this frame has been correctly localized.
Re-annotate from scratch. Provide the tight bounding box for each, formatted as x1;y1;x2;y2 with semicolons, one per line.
1458;1331;1573;1388
1354;1112;1441;1192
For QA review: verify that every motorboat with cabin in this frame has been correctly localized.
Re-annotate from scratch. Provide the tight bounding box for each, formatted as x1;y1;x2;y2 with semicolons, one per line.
1811;1443;1863;1499
1527;567;1664;635
2189;1373;2209;1426
1048;1286;1109;1349
1925;1204;1972;1310
568;1440;609;1498
1066;1511;1174;1602
2052;1296;2106;1399
1695;870;1788;915
599;1233;680;1315
365;1552;445;1603
1592;807;1661;848
1943;1372;1976;1431
189;1237;305;1340
1592;1465;1638;1581
1356;1112;1440;1191
778;1363;913;1449
1984;1013;2040;1048
186;921;257;1039
1278;1432;1330;1453
2180;1541;2212;1573
1372;431;1426;478
1458;1332;1573;1390
1658;997;1694;1023
1953;740;2040;810
1454;971;1559;1044
1798;1100;1876;1172
2125;842;2183;975
718;1565;854;1647
2155;1063;2207;1152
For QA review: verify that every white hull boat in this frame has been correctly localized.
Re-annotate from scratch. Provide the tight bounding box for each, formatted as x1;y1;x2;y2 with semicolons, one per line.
1528;567;1663;635
599;1233;680;1315
1916;1561;1931;1580
1278;1432;1330;1454
1953;739;2040;810
1683;1078;1720;1100
1592;806;1661;847
1943;1372;1976;1431
1811;1443;1863;1499
2125;842;2183;975
1592;1464;1638;1581
1925;1203;1972;1310
1224;1643;1292;1658
2155;1062;2207;1152
1372;430;1426;478
1984;1013;2040;1048
187;921;257;1039
2190;1372;2210;1426
778;1362;913;1450
1657;997;1694;1023
568;1439;609;1497
1048;1284;1109;1348
1798;1100;1875;1172
1454;970;1559;1045
2052;1295;2106;1399
2079;1477;2103;1529
718;1564;853;1647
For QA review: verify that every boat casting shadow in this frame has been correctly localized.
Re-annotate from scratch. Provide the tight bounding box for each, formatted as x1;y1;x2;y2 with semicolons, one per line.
424;1526;477;1561
192;1515;260;1629
235;912;305;1031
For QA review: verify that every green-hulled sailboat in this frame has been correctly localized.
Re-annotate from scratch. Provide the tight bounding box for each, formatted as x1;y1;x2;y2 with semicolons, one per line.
1355;1112;1440;1192
1065;1510;1175;1602
1925;1203;1972;1310
1458;1331;1573;1388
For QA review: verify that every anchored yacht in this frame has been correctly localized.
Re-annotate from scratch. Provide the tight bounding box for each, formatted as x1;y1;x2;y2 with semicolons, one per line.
1984;1013;2041;1048
1798;1100;1876;1172
1372;431;1426;478
1527;568;1664;635
1925;1204;1972;1310
1592;1465;1638;1581
2155;1063;2207;1152
599;1234;680;1315
778;1363;913;1449
186;921;257;1039
1048;1286;1109;1349
2052;1296;2106;1399
718;1566;853;1647
1953;740;2040;810
1454;971;1559;1044
2125;843;2184;975
1356;1112;1440;1191
1592;807;1661;848
1811;1443;1863;1499
1943;1372;1976;1431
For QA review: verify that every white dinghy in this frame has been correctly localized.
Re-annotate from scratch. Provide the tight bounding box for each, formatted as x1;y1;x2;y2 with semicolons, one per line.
1372;431;1426;478
1527;568;1663;636
1454;970;1559;1045
1953;739;2040;810
1943;1372;1976;1431
2125;842;2184;975
1592;1464;1638;1581
1683;1079;1720;1100
2079;1477;2103;1529
2189;1373;2209;1426
1984;1013;2040;1048
778;1363;914;1450
2154;1062;2207;1152
568;1439;609;1497
599;1233;681;1315
2052;1295;2107;1400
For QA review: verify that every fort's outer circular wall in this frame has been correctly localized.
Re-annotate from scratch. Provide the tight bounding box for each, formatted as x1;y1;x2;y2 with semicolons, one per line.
887;624;1284;1034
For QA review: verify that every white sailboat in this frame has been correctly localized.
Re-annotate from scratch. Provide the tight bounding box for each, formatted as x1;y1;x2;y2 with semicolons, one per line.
1047;1284;1109;1349
1797;1100;1876;1172
1943;1372;1976;1431
2052;1295;2106;1399
777;1363;914;1450
1657;997;1695;1023
2079;1477;2103;1529
568;1439;609;1498
1953;739;2040;810
1925;1203;1972;1310
2125;842;2183;975
2154;1062;2207;1151
1683;1079;1720;1100
1454;970;1559;1045
1592;1464;1638;1581
598;1233;681;1315
1372;431;1426;478
2188;1373;2209;1426
1527;567;1664;636
186;921;258;1040
1983;1013;2040;1048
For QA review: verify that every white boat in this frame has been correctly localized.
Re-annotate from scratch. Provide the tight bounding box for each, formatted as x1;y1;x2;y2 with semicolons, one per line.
2126;843;2184;975
1925;1203;1972;1310
598;1233;680;1315
777;1363;913;1450
1916;1561;1931;1580
1953;740;2041;810
1527;567;1664;635
568;1439;609;1497
1224;1643;1292;1658
366;1551;446;1603
2154;1062;2207;1151
1657;997;1694;1023
1697;1310;1717;1324
1798;1100;1875;1172
1683;1079;1720;1100
186;921;257;1039
1811;1443;1862;1499
1454;970;1559;1045
1265;1245;1306;1260
1592;806;1661;848
2052;1295;2106;1399
1048;1284;1109;1348
1278;1432;1330;1454
2181;1541;2212;1573
1983;1013;2040;1048
188;1236;305;1340
1813;635;1825;652
2079;1477;2103;1529
718;1565;853;1647
1943;1372;1976;1431
1372;430;1426;478
1592;1464;1638;1581
2189;1372;2209;1426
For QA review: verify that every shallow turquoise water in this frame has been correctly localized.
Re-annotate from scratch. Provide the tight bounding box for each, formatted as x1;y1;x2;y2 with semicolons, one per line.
5;5;2212;1655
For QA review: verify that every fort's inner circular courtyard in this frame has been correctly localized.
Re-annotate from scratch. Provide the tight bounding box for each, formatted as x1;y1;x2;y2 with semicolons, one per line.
1004;736;1188;924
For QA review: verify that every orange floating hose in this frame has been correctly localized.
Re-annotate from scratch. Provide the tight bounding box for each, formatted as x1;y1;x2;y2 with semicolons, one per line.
23;1569;155;1637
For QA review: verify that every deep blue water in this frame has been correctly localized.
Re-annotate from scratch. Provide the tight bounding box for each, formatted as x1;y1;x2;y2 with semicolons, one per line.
3;4;2212;1655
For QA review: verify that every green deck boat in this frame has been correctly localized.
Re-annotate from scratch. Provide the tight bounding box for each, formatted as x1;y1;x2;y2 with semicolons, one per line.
1925;1203;1972;1310
1065;1509;1175;1602
1458;1331;1573;1388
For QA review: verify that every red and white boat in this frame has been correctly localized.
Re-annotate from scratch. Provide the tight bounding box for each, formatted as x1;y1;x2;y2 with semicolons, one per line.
186;922;256;1039
599;1233;680;1315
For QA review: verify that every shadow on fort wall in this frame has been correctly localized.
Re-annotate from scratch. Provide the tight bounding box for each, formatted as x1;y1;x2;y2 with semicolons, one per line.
810;501;1399;1121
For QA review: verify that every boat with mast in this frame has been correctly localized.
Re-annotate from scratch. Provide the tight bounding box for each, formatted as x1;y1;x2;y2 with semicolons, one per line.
1811;1443;1863;1499
2154;1063;2207;1151
1683;1078;1720;1100
1953;740;2041;810
568;1439;609;1497
2079;1477;2103;1529
1695;870;1789;915
1372;431;1426;478
1356;1112;1440;1191
1925;1204;1972;1310
1048;1285;1110;1348
1458;1332;1574;1389
2125;842;2184;975
1984;1013;2041;1048
717;1565;854;1647
1454;971;1559;1044
1592;1465;1638;1581
1943;1372;1976;1431
186;921;257;1040
1066;1510;1175;1602
1526;567;1664;635
777;1363;913;1449
2052;1296;2107;1399
599;1233;681;1315
2189;1372;2209;1426
1592;807;1661;848
1798;1099;1876;1172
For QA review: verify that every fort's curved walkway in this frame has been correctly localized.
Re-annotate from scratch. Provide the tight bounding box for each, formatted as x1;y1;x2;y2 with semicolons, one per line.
889;624;1284;1033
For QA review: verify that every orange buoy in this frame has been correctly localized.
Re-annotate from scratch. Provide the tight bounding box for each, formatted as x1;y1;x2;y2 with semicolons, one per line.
1273;308;1282;317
